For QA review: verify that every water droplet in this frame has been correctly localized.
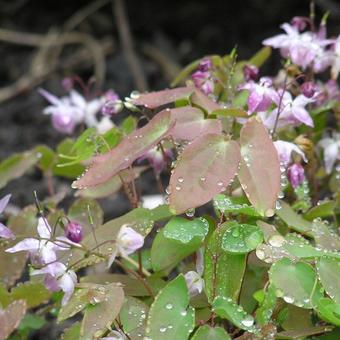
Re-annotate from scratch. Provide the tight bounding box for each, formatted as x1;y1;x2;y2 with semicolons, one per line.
180;310;187;316
159;326;167;333
200;176;206;182
268;235;285;247
265;209;275;217
256;248;266;260
165;303;173;310
217;181;224;186
275;201;282;210
283;295;294;304
178;177;184;183
175;185;181;191
241;315;254;327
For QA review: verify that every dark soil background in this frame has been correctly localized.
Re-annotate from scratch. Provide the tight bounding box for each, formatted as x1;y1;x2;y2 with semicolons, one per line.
0;0;339;213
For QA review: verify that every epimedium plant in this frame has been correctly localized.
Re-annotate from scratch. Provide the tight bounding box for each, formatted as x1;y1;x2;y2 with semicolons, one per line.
0;12;340;340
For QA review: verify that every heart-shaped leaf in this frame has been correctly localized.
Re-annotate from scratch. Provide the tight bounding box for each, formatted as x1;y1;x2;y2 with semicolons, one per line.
269;258;323;308
317;257;340;304
80;283;124;339
119;296;149;338
316;298;340;326
72;110;174;189
169;134;240;214
170;106;222;141
191;325;231;339
151;217;209;271
237;118;280;217
191;89;221;114
145;275;195;340
221;222;264;254
0;300;27;340
131;87;194;108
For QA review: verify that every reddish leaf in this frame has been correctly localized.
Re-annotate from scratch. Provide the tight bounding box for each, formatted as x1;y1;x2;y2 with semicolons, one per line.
170;106;222;141
237;118;280;216
131;87;194;109
169;134;241;214
191;89;221;114
72;110;174;189
0;300;27;339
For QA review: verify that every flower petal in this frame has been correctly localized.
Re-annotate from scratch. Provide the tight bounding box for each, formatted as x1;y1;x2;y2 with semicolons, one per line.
0;194;11;214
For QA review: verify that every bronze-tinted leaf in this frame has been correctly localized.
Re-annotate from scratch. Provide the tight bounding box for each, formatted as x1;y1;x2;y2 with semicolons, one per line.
237;118;280;216
170;106;222;141
169;134;240;214
72;110;174;189
191;89;221;114
0;300;27;339
131;87;194;109
80;283;124;339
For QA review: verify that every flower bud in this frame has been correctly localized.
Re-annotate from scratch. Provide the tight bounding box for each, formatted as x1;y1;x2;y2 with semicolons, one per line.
243;64;259;81
52;114;76;134
291;16;308;31
117;225;144;256
198;57;212;72
184;271;204;297
102;100;123;116
65;221;83;243
301;82;316;98
61;77;74;91
287;163;305;188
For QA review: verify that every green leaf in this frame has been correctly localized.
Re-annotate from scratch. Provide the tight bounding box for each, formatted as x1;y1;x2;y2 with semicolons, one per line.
204;224;246;303
317;257;340;304
214;194;261;217
0;150;40;189
249;46;272;67
276;201;313;235
73;110;174;189
255;284;277;325
80;283;124;339
58;288;89;322
221;222;263;253
35;145;56;172
304;201;336;221
212;296;258;333
119;296;149;338
312;219;340;251
269;258;323;308
237;118;280;217
121;115;138;135
53;139;85;179
145;275;195;340
317;298;340;326
18;314;45;331
10;282;51;308
191;325;231;339
151;217;208;271
212;108;248;118
163;217;209;243
61;322;81;340
169;134;240;214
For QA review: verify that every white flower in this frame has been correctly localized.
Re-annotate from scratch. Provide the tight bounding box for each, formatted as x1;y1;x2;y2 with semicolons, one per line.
184;248;204;298
318;132;340;174
274;141;307;167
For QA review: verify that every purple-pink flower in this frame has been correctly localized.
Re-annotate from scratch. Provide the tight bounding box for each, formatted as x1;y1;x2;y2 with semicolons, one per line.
274;140;307;167
0;194;15;240
6;217;78;265
243;64;259;82
108;225;144;267
65;221;83;243
32;262;77;306
287;163;305;188
192;58;214;95
263;23;334;73
239;77;279;114
184;249;204;298
137;146;172;174
318;132;340;174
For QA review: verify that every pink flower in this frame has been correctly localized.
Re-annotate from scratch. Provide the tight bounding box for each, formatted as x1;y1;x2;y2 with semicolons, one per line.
274;141;307;167
6;217;77;265
192;70;214;95
243;64;259;82
300;82;317;98
198;58;212;72
239;77;279;114
0;194;15;240
32;262;77;306
102;90;122;116
51;113;76;134
318;132;340;174
184;249;204;298
260;91;314;129
137;146;172;174
108;225;144;267
287;163;305;188
291;16;309;31
65;221;83;243
263;23;334;72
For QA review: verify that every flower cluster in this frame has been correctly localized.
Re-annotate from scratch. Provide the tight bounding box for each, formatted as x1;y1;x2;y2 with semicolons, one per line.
39;82;122;135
